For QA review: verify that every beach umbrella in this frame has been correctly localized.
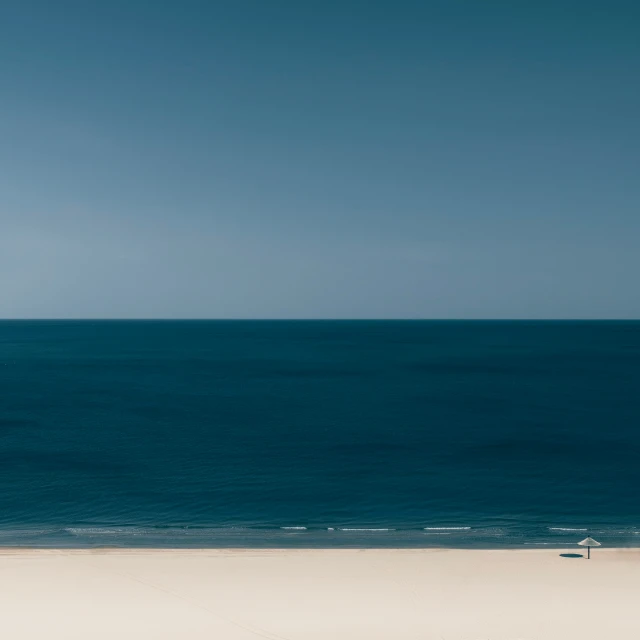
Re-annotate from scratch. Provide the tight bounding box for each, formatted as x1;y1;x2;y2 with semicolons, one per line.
577;537;601;559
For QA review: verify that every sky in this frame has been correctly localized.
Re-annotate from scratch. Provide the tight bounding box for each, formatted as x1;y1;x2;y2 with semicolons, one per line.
1;1;639;319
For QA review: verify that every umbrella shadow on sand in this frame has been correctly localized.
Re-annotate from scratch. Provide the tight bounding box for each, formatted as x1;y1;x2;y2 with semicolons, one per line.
559;553;584;558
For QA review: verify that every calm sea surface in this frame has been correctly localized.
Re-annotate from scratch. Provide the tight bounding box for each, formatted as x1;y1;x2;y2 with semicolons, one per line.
0;321;638;548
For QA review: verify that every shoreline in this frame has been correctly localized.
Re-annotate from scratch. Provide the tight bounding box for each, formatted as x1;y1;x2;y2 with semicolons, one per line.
1;541;639;551
0;545;639;552
2;523;638;550
0;548;638;638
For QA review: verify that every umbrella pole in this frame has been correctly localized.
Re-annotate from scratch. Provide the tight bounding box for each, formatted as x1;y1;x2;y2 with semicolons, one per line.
588;546;590;559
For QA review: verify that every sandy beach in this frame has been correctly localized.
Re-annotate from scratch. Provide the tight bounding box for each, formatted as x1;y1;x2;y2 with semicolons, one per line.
0;548;637;639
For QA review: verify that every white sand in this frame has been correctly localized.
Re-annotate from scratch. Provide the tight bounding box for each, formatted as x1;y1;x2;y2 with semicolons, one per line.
0;548;638;639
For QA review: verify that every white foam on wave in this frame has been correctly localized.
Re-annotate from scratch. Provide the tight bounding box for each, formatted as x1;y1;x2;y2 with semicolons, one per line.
480;528;505;536
549;527;587;532
592;529;640;535
0;528;58;537
66;527;146;536
424;527;471;531
423;532;451;535
339;528;394;532
281;526;307;530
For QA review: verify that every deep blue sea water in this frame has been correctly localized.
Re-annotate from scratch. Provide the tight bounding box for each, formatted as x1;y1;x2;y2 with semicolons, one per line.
0;320;638;548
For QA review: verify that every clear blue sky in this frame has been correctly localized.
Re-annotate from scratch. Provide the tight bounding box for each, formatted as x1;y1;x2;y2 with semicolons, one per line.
1;1;638;318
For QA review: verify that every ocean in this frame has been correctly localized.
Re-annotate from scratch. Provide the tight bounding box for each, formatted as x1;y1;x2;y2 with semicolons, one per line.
0;320;638;548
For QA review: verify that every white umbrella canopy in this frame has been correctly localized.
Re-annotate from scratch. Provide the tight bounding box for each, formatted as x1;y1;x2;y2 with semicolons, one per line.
577;536;601;559
578;537;601;547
